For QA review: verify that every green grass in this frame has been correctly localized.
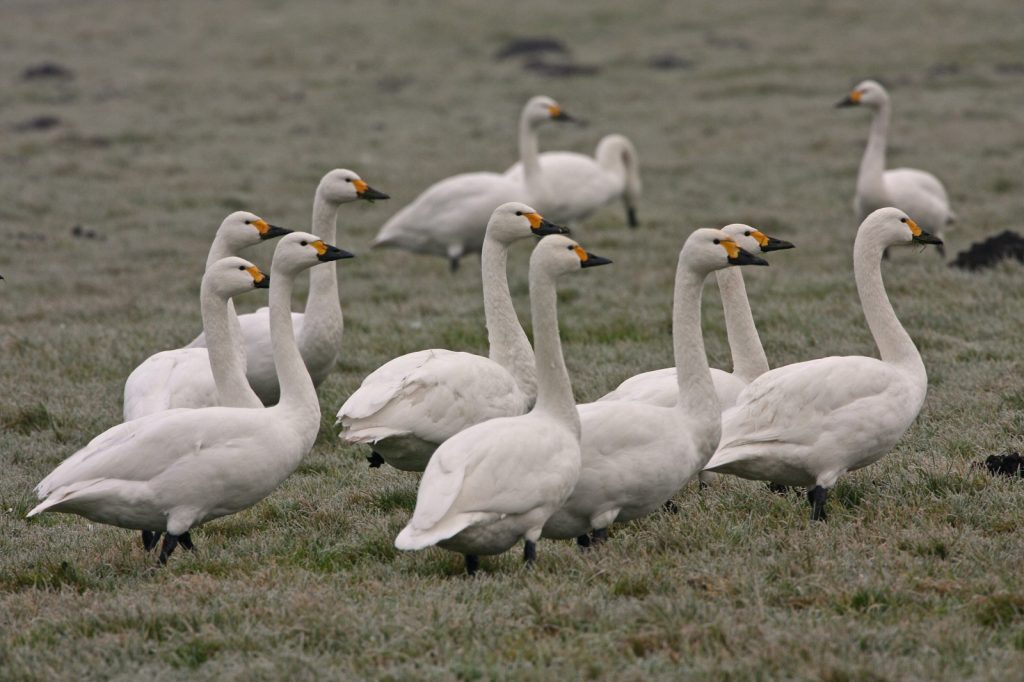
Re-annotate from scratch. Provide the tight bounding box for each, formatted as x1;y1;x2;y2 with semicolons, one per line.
2;0;1024;679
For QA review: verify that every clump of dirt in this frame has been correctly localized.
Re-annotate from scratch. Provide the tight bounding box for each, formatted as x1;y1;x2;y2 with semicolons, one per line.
13;115;61;132
648;53;694;71
976;452;1024;478
495;37;599;78
949;231;1024;271
71;225;104;240
494;37;568;61
21;62;74;80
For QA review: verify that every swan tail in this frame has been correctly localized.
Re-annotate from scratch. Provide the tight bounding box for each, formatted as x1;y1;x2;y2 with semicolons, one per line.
394;512;497;551
337;424;409;445
28;478;111;517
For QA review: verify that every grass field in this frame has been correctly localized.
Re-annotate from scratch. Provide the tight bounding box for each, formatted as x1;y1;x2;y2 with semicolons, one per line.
2;0;1024;679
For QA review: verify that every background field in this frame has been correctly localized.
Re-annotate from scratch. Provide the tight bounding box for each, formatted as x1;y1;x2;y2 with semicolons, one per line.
2;0;1023;679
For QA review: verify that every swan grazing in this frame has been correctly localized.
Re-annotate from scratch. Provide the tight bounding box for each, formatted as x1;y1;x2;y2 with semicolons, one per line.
123;257;271;420
837;80;954;256
598;224;793;409
395;235;610;574
371;96;574;271
704;208;942;521
337;202;568;471
542;230;767;545
29;232;354;563
189;169;388;404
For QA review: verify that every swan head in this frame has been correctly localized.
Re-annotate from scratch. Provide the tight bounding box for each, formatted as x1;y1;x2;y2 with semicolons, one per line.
317;169;390;205
836;79;889;109
271;231;355;276
861;207;943;249
203;257;270;299
523;95;577;127
218;211;291;250
487;202;570;243
683;228;769;275
721;224;795;254
531;234;612;278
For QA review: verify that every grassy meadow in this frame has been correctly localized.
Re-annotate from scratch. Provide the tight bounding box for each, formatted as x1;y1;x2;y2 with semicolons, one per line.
2;0;1024;678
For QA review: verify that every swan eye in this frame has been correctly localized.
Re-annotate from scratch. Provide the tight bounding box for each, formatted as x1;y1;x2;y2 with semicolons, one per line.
300;240;308;246
238;265;245;271
900;218;907;223
744;231;751;236
713;239;720;244
345;178;351;183
567;245;574;251
244;220;251;225
515;211;522;216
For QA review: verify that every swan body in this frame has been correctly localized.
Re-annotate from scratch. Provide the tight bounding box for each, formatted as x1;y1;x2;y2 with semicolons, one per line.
598;225;793;409
704;208;942;520
123;213;288;421
189;169;388;404
395;235;611;572
371;96;573;271
543;230;768;541
338;202;568;471
838;80;954;254
30;232;354;562
504;133;641;228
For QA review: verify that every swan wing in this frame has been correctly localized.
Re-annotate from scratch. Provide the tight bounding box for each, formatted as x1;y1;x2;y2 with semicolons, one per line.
597;367;745;410
887;168;949;204
122;349;219;421
505;152;620;221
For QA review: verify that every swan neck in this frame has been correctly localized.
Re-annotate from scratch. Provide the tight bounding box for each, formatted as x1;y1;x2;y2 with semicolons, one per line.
304;192;342;324
858;102;890;194
268;264;320;418
716;267;769;381
528;269;579;435
201;283;259;407
673;263;720;420
481;236;536;399
518;112;544;196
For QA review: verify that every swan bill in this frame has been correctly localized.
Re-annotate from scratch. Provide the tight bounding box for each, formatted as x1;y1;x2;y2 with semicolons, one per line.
256;221;292;240
835;91;861;107
527;213;570;237
759;234;795;252
579;251;612;268
728;247;769;267
353;179;390;202
313;240;356;262
912;231;943;246
246;265;270;289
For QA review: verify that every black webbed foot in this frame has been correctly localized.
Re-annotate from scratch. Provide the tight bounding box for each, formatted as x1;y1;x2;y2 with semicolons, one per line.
576;534;592;549
179;532;195;551
158;534;180;565
367;451;385;468
523;540;537;565
807;486;828;522
142;530;161;552
465;554;479;576
591;527;609;545
663;499;679;514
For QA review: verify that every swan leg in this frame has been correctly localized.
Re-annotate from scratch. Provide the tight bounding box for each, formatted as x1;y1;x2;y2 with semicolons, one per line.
807;486;828;522
576;534;592;549
446;244;464;274
141;530;161;551
367;451;385;468
157;534;180;565
464;554;479;576
626;206;639;229
523;540;537;565
662;499;679;514
591;527;609;545
179;532;195;551
766;482;791;495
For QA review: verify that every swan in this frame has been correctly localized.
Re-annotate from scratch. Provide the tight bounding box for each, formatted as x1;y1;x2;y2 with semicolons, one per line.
189;169;388;404
542;230;767;545
704;208;942;520
337;202;568;471
598;224;793;409
29;232;354;562
123;257;270;421
371;96;574;271
837;80;954;256
395;234;611;575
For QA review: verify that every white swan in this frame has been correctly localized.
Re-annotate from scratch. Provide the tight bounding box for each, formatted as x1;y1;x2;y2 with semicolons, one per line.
598;224;793;410
542;230;767;544
395;235;611;574
29;232;354;562
189;169;388;404
837;80;954;256
371;96;573;271
704;208;942;520
337;202;568;472
123;257;270;421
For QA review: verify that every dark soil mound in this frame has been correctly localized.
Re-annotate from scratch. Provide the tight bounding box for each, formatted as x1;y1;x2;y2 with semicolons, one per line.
494;38;568;61
950;231;1024;271
21;62;74;80
976;452;1024;478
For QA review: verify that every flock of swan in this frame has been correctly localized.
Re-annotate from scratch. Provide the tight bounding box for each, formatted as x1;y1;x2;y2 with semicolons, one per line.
27;80;951;573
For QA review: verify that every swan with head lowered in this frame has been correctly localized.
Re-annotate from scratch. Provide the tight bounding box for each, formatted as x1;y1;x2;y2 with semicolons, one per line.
542;230;767;546
704;208;942;521
188;169;388;404
598;224;793;410
29;232;354;563
337;202;568;472
395;235;611;575
837;80;954;256
371;96;574;271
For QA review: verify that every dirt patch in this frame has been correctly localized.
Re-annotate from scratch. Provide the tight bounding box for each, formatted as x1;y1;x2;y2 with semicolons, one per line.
494;37;568;61
13;115;61;132
949;231;1024;271
21;61;74;80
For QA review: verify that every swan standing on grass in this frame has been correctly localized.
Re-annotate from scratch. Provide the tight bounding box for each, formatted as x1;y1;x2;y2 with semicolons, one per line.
395;235;612;575
123;257;272;420
704;208;942;521
337;202;568;471
542;230;767;546
29;233;354;563
599;224;793;409
189;169;388;404
837;80;954;256
371;96;575;271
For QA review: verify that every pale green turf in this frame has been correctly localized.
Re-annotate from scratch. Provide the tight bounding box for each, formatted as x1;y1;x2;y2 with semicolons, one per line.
2;0;1023;679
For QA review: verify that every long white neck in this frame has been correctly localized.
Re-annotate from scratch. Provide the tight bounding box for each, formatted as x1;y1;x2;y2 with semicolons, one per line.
716;267;769;382
528;269;579;436
481;236;537;400
518;113;546;202
673;261;721;423
201;283;260;408
204;234;244;356
268;264;321;426
303;190;343;331
857;101;890;197
853;232;926;380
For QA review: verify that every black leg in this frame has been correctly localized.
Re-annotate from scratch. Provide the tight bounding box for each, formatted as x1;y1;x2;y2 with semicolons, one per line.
179;532;195;551
591;527;609;545
698;478;709;491
576;534;592;549
523;540;537;565
807;486;828;522
663;499;679;514
367;451;385;468
465;554;479;576
627;206;639;228
766;482;790;495
158;534;180;565
142;530;161;551
449;257;460;273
